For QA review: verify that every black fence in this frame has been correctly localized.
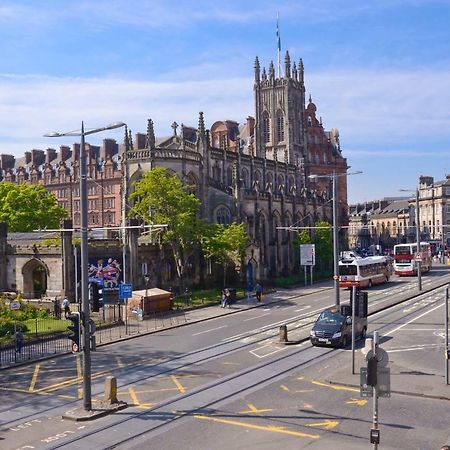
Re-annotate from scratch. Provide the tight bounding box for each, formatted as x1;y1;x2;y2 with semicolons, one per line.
0;309;187;368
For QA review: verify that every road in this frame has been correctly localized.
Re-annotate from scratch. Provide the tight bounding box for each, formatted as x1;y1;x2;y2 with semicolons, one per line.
1;267;450;449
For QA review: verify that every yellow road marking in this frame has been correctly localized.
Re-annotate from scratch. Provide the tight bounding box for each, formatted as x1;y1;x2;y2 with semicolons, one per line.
194;415;320;439
29;364;40;392
297;376;305;380
121;387;178;394
346;398;367;406
280;384;290;391
306;420;339;430
312;381;359;392
170;375;186;393
239;403;273;414
302;402;314;409
128;387;139;405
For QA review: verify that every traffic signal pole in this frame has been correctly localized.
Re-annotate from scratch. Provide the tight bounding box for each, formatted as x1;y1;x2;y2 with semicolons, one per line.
372;331;379;449
80;124;92;411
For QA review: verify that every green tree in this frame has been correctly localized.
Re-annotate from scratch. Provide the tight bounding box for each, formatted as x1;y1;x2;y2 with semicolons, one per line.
128;167;206;286
313;220;333;270
202;222;249;286
0;182;67;232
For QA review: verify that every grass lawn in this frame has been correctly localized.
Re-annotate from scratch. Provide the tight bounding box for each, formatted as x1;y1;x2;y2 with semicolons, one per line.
23;317;69;336
172;287;246;308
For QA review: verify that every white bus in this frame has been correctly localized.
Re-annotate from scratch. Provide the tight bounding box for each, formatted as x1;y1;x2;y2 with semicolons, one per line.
393;242;432;276
339;256;393;289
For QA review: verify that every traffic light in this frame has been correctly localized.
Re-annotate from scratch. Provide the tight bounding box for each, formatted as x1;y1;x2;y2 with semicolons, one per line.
91;283;100;312
367;355;378;387
67;312;82;353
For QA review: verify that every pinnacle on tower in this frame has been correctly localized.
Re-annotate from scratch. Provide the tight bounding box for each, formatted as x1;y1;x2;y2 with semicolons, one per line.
128;130;134;151
268;61;275;81
299;58;304;82
254;56;260;82
284;50;291;78
124;125;130;152
292;61;298;81
146;118;155;149
262;67;267;81
198;111;205;136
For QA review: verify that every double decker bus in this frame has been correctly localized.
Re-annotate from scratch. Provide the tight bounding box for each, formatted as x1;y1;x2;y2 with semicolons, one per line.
339;256;393;289
393;242;432;276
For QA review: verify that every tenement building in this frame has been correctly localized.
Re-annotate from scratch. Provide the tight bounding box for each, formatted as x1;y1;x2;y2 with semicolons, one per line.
0;51;348;283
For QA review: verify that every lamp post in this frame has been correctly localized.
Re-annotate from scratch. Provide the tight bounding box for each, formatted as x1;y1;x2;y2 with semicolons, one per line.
399;188;422;291
309;170;362;306
45;121;126;411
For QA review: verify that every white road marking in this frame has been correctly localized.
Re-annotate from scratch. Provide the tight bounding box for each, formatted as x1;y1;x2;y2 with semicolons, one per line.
192;325;227;336
243;313;271;322
295;305;312;312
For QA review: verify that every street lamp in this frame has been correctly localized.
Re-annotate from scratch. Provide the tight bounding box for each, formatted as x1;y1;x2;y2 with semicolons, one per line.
309;170;363;306
399;187;422;291
45;121;126;411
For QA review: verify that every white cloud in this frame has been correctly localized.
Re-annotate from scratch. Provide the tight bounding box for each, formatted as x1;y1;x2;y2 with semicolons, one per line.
0;66;449;163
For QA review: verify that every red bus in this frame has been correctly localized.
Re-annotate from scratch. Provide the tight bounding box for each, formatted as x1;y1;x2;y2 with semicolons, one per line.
393;242;432;276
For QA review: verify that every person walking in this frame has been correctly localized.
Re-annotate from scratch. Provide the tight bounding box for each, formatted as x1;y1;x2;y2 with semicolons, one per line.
255;282;263;302
221;288;231;308
246;281;253;301
62;296;71;319
15;328;24;353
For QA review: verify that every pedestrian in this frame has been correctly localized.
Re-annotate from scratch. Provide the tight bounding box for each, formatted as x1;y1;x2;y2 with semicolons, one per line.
255;282;263;302
440;445;450;450
221;288;231;308
246;281;253;300
62;296;71;319
15;328;24;353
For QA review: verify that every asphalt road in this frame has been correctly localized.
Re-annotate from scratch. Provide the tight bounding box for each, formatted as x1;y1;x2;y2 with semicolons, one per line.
1;267;450;449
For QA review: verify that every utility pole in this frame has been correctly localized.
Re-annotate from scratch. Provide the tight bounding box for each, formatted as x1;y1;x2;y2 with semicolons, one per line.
415;188;422;291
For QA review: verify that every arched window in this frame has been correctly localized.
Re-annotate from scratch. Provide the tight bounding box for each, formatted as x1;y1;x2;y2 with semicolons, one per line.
276;110;284;142
241;168;249;189
262;111;270;143
216;206;231;226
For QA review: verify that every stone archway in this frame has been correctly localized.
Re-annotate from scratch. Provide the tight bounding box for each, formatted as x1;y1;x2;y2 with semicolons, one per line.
22;259;49;299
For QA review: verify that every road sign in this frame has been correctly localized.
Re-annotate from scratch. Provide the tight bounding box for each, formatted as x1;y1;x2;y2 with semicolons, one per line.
360;367;391;398
119;283;133;299
415;252;422;261
9;301;21;310
300;244;315;266
365;348;389;368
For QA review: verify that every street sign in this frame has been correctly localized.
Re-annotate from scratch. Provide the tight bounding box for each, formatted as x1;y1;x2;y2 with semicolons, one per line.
415;252;422;261
365;348;389;368
300;244;315;266
9;301;21;310
119;283;133;299
360;367;391;398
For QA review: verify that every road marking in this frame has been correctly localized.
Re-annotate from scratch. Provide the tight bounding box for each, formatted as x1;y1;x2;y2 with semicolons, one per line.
192;325;227;336
280;384;290;392
29;364;40;392
346;398;367;406
302;402;314;409
388;302;444;335
250;344;286;358
239;403;273;414
243;313;270;321
170;375;186;393
194;415;320;439
312;381;359;392
295;305;312;312
306;419;339;430
128;387;139;405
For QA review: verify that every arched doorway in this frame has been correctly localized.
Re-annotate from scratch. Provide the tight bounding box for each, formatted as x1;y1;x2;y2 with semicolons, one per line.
22;259;48;299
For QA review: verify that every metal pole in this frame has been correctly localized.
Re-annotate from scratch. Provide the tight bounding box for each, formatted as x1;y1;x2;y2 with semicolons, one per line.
351;285;356;374
80;122;92;411
373;330;379;450
415;189;422;291
332;173;340;305
74;246;78;307
445;286;449;385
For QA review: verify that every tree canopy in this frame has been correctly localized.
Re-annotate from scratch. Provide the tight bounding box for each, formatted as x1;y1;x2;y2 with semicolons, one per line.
313;220;333;269
202;222;249;286
128;167;206;281
0;182;68;232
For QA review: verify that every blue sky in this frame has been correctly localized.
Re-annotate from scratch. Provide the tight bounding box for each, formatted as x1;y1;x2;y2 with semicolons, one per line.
0;0;449;203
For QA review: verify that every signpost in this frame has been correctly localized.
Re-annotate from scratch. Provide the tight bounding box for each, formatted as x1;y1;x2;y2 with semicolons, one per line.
300;244;315;285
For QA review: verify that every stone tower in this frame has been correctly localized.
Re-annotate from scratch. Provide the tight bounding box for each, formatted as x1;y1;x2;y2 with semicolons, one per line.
253;51;307;165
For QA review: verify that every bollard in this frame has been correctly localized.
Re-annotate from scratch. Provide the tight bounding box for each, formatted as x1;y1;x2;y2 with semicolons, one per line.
104;376;118;404
279;325;288;343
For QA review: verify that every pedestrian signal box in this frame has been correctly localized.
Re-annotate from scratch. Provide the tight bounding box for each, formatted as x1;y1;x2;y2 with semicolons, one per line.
67;312;82;353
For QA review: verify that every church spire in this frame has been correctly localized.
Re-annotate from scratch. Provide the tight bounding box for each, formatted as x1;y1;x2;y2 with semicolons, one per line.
128;130;134;151
124;125;130;152
268;61;275;83
299;58;304;83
